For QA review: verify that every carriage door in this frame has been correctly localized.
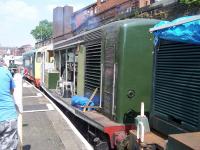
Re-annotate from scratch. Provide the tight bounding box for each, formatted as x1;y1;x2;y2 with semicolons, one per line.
41;51;45;83
35;52;43;81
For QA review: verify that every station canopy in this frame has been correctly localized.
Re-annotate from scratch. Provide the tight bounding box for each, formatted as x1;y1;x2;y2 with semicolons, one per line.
150;15;200;45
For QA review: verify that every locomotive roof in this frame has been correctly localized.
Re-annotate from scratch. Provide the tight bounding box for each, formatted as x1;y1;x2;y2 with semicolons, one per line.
150;15;200;45
150;15;200;32
22;49;36;56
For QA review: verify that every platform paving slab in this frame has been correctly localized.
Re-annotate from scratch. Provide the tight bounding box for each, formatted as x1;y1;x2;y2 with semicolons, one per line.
22;81;88;150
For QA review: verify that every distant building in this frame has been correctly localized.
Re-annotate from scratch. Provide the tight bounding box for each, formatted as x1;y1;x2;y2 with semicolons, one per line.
0;45;32;57
96;0;150;13
18;44;33;55
0;47;18;56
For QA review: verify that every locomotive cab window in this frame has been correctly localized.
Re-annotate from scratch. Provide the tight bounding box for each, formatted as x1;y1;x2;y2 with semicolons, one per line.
48;51;54;63
36;52;43;63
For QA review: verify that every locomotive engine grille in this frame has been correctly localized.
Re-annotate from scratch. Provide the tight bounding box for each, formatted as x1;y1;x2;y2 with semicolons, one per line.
85;41;101;90
154;39;200;130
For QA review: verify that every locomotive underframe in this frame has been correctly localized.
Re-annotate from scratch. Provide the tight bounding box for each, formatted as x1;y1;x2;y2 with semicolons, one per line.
41;83;134;149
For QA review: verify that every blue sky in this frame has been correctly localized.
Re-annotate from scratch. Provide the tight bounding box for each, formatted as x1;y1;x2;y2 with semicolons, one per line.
0;0;96;47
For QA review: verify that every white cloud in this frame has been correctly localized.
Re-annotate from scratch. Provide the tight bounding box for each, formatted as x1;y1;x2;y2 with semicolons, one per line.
0;0;39;22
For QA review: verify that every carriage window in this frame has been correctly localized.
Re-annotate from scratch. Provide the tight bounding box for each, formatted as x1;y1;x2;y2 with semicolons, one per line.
48;51;54;63
36;52;43;63
25;59;30;67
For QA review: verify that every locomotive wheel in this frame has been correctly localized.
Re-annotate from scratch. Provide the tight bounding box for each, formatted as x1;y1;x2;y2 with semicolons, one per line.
93;137;109;150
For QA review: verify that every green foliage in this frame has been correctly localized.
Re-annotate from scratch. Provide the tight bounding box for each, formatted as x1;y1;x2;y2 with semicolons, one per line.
31;20;53;42
180;0;200;5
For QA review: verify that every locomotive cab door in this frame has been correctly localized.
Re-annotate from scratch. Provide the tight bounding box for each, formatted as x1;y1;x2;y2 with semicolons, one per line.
35;52;43;86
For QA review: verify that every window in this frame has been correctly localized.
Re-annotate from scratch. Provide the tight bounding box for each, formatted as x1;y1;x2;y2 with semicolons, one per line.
145;1;148;6
25;59;30;67
36;52;43;63
47;51;54;63
100;0;106;3
94;7;98;14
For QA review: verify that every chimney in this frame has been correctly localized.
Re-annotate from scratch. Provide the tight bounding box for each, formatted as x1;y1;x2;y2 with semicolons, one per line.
53;7;64;38
53;6;73;39
63;5;73;34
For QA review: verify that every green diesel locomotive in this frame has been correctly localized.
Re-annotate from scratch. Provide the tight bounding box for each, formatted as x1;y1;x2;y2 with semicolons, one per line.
27;18;159;149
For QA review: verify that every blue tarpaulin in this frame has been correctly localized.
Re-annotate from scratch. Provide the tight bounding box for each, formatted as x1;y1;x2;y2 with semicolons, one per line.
71;95;95;111
152;16;200;45
84;91;100;106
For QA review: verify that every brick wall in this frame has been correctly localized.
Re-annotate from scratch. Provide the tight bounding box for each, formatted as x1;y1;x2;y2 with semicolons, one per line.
97;0;128;12
0;47;18;56
0;49;7;56
132;2;200;21
139;0;150;8
72;4;97;31
96;0;151;13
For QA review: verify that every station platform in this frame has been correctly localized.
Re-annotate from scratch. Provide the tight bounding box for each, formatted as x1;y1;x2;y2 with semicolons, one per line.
21;81;92;150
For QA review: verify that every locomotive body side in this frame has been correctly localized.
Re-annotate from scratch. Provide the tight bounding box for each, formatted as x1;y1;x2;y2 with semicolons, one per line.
115;21;157;123
100;19;160;123
24;44;55;88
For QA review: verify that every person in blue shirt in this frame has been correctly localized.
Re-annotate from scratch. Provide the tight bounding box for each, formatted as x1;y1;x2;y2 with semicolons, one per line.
0;58;18;150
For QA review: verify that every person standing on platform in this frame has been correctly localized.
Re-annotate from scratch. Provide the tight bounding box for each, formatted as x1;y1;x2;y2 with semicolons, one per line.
0;58;18;150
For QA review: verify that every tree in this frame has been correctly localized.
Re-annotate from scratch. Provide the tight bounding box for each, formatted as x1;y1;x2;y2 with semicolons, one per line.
180;0;200;5
31;20;53;42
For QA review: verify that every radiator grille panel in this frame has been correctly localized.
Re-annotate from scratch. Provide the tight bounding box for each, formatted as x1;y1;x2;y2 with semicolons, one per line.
85;41;101;90
154;39;200;128
84;29;102;42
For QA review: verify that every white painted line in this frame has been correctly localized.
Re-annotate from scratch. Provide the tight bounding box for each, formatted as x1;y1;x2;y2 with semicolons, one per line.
26;81;93;150
48;101;94;150
23;95;43;98
37;93;43;97
23;109;52;113
46;103;55;111
23;82;33;88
